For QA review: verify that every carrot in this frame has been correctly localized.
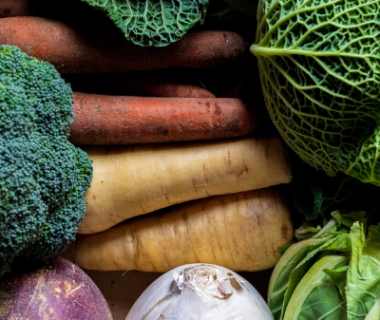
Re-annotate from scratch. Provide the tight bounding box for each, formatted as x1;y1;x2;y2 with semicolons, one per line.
63;188;294;272
78;136;292;234
63;73;215;98
69;92;257;145
0;17;246;74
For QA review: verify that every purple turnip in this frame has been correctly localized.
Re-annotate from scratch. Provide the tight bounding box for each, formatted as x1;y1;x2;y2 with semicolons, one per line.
0;256;113;320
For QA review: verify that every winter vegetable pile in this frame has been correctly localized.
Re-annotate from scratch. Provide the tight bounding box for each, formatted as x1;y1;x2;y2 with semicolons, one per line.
7;0;380;319
0;4;293;277
0;0;293;286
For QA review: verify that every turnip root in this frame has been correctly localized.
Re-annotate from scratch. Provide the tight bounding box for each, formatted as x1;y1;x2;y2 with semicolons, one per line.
64;188;293;272
0;257;113;320
79;136;292;234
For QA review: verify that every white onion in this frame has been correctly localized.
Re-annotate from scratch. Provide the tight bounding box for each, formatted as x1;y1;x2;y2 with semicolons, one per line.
126;264;274;320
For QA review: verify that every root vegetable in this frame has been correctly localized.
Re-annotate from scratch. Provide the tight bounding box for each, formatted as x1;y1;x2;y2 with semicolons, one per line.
70;92;257;145
126;264;274;320
0;257;113;320
63;188;294;272
0;17;246;74
79;136;292;234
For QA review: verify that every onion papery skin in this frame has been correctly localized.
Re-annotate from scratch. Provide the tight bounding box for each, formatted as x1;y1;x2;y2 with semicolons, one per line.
126;263;273;320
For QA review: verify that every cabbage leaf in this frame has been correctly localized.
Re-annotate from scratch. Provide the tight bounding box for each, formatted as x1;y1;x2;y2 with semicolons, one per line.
270;217;380;320
81;0;208;47
251;0;380;186
346;224;380;319
283;255;349;320
366;298;380;320
268;212;365;319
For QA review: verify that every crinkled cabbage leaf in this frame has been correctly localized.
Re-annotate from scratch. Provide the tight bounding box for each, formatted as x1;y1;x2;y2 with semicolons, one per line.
81;0;208;47
251;0;380;186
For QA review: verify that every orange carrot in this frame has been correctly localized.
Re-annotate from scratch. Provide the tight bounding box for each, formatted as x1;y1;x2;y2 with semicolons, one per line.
0;17;246;74
69;92;258;145
63;73;215;98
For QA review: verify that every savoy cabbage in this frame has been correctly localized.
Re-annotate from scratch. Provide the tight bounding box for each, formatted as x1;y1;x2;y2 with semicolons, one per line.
251;0;380;186
80;0;208;47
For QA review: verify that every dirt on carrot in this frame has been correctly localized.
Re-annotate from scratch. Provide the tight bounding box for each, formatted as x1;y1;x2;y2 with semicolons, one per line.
69;92;258;145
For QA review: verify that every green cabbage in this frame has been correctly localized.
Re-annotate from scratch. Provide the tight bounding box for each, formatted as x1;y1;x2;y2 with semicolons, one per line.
251;0;380;186
269;213;380;320
81;0;208;47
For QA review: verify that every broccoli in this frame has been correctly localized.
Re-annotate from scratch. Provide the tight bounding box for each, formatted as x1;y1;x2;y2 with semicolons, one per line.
0;45;93;278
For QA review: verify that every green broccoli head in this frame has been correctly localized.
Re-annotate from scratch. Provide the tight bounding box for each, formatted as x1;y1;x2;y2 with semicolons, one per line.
0;45;93;277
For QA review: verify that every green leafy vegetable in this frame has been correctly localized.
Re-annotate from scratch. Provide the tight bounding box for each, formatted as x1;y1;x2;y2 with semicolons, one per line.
251;0;380;186
346;224;380;319
80;0;208;47
269;213;380;320
268;212;361;319
283;255;349;320
366;298;380;320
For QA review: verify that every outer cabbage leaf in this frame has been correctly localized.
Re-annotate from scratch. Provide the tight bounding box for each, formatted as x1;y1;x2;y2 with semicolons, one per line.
365;298;380;320
251;0;380;185
283;255;349;320
273;220;380;320
81;0;208;47
268;212;364;319
345;224;380;320
295;222;322;240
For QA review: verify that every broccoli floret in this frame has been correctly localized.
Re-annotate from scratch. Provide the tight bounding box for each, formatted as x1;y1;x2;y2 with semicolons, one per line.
0;45;93;277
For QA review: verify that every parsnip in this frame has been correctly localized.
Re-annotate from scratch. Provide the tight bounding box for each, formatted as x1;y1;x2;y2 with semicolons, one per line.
64;188;294;272
80;136;291;234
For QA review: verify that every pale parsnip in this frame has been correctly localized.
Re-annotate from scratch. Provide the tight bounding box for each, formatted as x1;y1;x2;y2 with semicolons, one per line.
64;188;293;272
79;136;291;234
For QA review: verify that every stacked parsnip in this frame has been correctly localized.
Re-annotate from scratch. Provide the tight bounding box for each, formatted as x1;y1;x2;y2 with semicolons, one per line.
65;138;293;272
0;4;294;273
